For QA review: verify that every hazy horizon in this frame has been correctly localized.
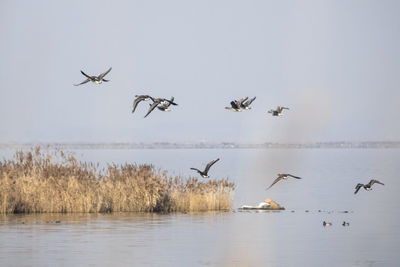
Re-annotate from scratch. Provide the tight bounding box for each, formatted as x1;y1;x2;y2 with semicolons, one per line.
1;0;399;143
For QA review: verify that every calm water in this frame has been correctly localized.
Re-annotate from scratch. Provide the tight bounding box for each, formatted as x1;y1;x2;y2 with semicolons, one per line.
1;148;399;266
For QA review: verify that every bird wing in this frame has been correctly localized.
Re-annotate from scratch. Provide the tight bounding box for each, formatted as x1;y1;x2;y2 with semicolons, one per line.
354;183;364;194
144;102;159;118
190;168;201;172
266;177;282;190
204;158;220;173
244;97;256;106
237;97;248;108
132;98;144;113
102;79;109;82
369;179;385;186
80;70;91;79
281;107;289;110
74;78;90;86
167;96;178;106
287;174;302;179
99;67;112;79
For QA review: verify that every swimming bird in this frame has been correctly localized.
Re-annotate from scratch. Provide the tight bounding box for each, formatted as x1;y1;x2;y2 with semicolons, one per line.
132;95;152;114
74;67;112;86
144;97;178;118
225;97;248;112
323;221;332;226
354;179;384;194
240;97;256;110
266;173;302;190
267;106;289;116
190;158;220;178
342;221;350;226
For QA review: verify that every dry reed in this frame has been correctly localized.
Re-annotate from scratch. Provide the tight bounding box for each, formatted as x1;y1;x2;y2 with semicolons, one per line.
0;147;235;214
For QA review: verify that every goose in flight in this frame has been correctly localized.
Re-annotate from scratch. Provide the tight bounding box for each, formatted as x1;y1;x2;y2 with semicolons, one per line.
190;158;220;178
157;97;176;112
144;97;178;118
266;173;302;190
74;67;112;86
132;95;152;114
225;97;248;112
267;106;289;116
354;179;384;194
240;97;256;110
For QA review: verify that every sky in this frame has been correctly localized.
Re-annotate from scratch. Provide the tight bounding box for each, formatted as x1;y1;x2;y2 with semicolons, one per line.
0;0;399;143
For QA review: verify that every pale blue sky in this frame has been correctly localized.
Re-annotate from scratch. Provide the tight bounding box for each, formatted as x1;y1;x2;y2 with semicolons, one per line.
0;0;399;143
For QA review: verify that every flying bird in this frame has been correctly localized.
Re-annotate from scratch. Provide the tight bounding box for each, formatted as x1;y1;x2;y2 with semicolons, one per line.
240;97;256;110
354;179;384;194
132;95;152;114
144;97;178;118
190;158;220;178
157;97;176;112
74;67;112;86
225;97;248;112
323;221;332;226
267;106;289;116
266;173;302;190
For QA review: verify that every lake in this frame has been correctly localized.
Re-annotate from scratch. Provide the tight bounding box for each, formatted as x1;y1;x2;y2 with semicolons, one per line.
1;148;399;266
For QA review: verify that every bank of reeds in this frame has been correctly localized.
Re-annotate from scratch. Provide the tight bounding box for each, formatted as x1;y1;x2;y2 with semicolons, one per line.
0;148;235;214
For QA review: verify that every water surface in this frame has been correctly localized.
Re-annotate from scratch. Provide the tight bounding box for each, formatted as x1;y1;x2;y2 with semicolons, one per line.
1;148;399;266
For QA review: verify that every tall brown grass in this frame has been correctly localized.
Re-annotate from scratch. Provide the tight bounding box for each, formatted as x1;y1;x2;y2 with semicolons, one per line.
0;147;235;214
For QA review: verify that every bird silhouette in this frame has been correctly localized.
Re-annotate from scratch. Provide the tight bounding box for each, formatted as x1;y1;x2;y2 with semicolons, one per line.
190;158;220;178
74;67;112;86
354;179;384;194
266;173;302;190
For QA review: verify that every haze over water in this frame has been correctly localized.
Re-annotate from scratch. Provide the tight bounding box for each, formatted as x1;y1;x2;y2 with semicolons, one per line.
1;148;399;266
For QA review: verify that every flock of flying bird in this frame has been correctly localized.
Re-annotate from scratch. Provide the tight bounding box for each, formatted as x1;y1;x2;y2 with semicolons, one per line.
74;67;385;196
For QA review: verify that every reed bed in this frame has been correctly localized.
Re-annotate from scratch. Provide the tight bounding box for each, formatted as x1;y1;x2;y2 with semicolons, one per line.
0;147;235;214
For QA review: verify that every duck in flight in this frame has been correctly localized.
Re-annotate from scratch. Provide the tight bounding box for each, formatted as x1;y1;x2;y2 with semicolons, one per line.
267;106;289;116
132;95;152;114
190;158;220;178
225;97;248;112
240;97;256;110
144;97;178;118
266;173;302;190
354;179;384;194
74;67;112;86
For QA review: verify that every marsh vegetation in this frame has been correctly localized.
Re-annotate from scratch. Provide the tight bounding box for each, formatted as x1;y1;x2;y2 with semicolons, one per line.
0;147;235;214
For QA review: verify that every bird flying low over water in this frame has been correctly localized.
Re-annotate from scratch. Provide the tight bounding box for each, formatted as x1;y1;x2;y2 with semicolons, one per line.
240;97;256;110
267;106;289;116
132;95;152;114
144;97;178;118
225;97;248;112
190;158;220;178
266;173;302;190
74;67;112;86
354;179;384;194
